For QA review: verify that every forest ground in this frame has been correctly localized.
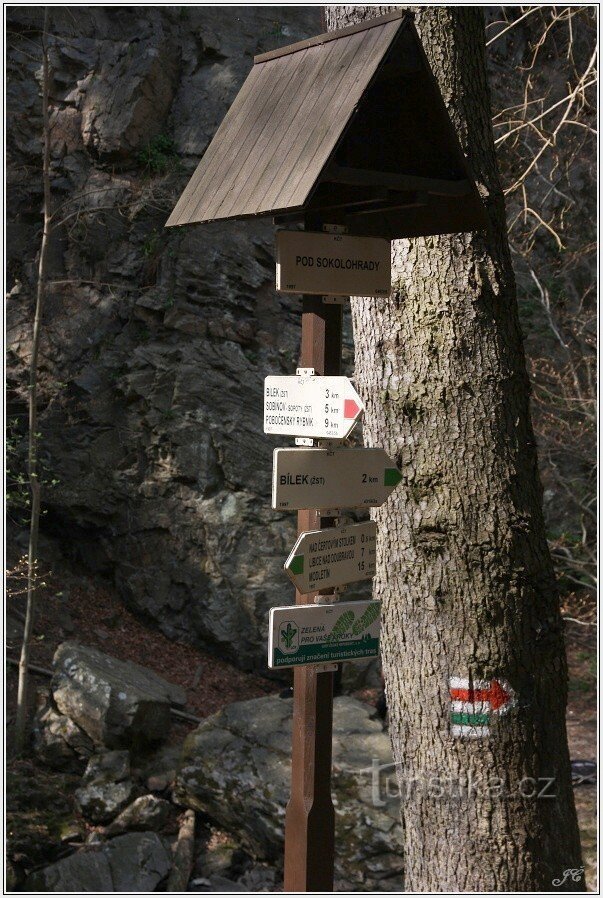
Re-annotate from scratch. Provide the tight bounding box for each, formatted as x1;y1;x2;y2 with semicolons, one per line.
5;538;597;890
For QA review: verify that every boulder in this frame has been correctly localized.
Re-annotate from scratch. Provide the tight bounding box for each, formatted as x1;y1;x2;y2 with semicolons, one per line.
26;831;171;891
83;749;132;784
51;642;185;748
33;697;94;771
105;795;172;836
194;839;247;881
75;750;135;824
173;695;403;891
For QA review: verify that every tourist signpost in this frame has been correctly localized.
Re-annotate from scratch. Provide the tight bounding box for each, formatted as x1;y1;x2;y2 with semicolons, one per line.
167;10;486;891
264;374;364;440
268;599;381;669
276;231;391;296
284;520;377;593
272;446;402;510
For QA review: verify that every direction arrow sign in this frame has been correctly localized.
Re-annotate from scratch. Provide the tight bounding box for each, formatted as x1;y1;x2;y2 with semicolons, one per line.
285;521;376;593
276;231;391;297
264;375;363;440
272;447;402;510
268;599;381;669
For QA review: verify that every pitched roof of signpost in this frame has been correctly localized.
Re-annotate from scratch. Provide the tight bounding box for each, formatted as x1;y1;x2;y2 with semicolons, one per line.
166;11;487;239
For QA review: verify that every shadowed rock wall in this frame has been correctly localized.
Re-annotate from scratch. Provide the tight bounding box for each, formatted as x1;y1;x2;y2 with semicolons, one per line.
6;6;346;670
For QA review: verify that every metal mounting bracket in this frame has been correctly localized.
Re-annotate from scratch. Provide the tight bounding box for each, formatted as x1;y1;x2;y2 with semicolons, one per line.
314;588;341;605
322;294;347;305
322;223;348;234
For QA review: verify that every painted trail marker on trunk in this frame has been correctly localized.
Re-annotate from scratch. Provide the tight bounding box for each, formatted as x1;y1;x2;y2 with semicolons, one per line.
264;374;363;440
268;599;381;669
272;447;402;510
449;677;516;738
285;520;376;593
276;231;391;297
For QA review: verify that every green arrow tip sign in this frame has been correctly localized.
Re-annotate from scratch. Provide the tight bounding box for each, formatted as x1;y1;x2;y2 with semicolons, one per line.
384;467;402;487
289;555;304;575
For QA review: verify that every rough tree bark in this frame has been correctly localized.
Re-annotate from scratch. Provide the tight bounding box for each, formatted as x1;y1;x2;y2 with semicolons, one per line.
325;6;583;892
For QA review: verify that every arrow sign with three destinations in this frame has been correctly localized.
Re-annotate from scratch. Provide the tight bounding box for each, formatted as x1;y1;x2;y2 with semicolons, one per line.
264;374;364;440
272;446;402;510
284;520;377;593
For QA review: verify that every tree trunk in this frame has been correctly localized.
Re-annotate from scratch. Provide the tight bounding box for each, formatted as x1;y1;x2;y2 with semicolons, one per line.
325;6;583;891
15;6;51;755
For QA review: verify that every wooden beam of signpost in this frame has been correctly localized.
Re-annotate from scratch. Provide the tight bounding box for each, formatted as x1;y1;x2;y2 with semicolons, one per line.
283;251;343;891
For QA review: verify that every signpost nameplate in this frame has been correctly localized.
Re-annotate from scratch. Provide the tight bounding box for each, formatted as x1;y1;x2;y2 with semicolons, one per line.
285;521;376;593
272;447;402;510
264;374;363;440
276;231;391;297
268;599;381;669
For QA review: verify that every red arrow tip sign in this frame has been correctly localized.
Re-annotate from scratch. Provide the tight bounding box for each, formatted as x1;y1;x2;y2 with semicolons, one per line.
344;399;361;420
488;679;513;712
449;679;514;713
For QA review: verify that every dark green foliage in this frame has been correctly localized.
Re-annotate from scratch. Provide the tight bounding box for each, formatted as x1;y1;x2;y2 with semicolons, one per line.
138;134;179;174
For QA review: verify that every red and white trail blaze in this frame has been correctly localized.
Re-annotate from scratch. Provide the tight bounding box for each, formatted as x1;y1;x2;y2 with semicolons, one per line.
449;676;515;738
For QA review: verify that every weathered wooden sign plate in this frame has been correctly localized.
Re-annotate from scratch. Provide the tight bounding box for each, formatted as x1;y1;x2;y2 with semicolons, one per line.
285;521;377;593
272;447;402;510
268;599;381;669
264;374;363;440
276;231;391;297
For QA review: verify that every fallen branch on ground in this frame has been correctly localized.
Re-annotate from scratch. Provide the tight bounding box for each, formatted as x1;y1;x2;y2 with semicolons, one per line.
167;809;196;891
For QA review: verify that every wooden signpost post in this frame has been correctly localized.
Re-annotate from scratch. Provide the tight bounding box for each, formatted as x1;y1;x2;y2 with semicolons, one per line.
284;267;343;891
167;11;486;892
271;224;401;893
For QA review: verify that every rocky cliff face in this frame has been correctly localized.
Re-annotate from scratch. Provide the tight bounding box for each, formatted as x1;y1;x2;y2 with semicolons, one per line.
6;6;340;669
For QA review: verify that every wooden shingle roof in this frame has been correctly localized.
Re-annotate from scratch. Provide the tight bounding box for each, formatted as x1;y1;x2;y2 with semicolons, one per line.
167;12;487;239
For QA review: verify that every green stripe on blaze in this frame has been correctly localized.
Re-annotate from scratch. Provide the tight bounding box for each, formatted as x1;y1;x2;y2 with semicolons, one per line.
451;711;490;726
384;467;402;487
289;555;304;575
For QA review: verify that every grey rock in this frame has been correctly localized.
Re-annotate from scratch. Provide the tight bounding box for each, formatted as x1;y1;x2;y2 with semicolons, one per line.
240;864;279;891
76;749;135;823
76;779;135;824
190;875;247;892
173;695;403;891
51;642;185;747
26;831;171;891
104;832;172;890
81;38;179;161
105;795;171;836
33;697;94;770
194;839;247;880
82;749;131;785
27;848;112;892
